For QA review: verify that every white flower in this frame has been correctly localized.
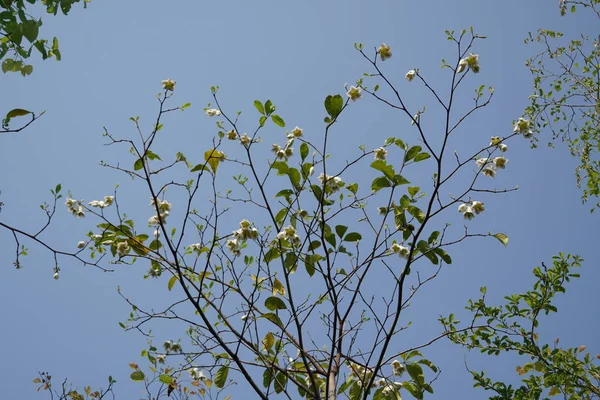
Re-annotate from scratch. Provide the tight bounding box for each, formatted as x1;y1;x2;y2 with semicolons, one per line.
289;126;303;138
482;167;496;178
151;198;172;213
458;204;475;220
489;136;502;146
513;117;533;137
161;79;176;91
103;196;114;206
378;43;392;61
390;243;410;259
148;215;161;226
319;173;345;193
77;241;86;249
239;134;251;146
226;239;242;256
156;354;166;363
65;198;85;218
116;241;130;257
308;166;315;176
499;143;508;152
346;86;362;101
405;69;416;82
391;360;405;376
374;147;388;160
472;201;485;214
457;58;468;73
189;243;203;253
457;53;480;73
227;130;237;140
53;272;59;280
493;156;508;169
188;368;205;380
277;225;301;246
205;108;221;117
241;314;248;321
476;158;490;168
88;200;106;208
153;229;160;239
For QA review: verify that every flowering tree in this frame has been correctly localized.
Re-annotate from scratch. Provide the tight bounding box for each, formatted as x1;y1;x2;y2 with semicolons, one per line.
522;0;600;209
3;29;529;399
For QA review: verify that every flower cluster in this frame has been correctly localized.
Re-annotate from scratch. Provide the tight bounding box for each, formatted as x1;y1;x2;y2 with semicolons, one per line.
161;79;176;91
389;243;410;259
405;69;416;82
513;117;533;138
205;108;221;117
148;198;172;226
276;225;301;246
318;173;344;193
225;219;259;256
458;201;485;220
489;136;508;152
374;147;388;160
476;156;508;178
65;198;85;218
271;143;294;161
347;362;375;387
378;43;392;61
163;340;182;354
188;368;206;380
88;196;114;209
457;53;480;73
346;85;362;102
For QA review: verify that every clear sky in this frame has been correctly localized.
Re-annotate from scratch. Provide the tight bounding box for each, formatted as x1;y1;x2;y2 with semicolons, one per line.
0;1;598;399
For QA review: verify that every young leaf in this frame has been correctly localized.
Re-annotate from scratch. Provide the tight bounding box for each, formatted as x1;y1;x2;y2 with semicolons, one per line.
271;114;285;127
130;371;145;382
254;100;265;115
493;232;509;246
167;275;177;291
325;94;344;119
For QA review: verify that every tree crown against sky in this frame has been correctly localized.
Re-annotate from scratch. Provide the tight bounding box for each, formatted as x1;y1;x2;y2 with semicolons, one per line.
0;1;598;400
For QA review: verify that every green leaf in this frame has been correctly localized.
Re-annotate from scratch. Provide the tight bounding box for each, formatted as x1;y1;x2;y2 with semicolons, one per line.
20;64;33;76
300;143;309;161
264;248;280;263
265;296;287;311
21;20;39;42
204;149;225;173
262;313;283;328
371;160;396;181
274;372;287;394
408;186;420;197
158;374;174;385
254;100;265;115
271;114;285;127
348;381;363;400
325;94;344;119
130;371;145;382
167;275;177;291
427;231;440;244
406;363;425;383
344;232;362;242
414;152;431;162
134;158;144;171
371;176;391;192
263;369;274;388
335;225;348;238
288;167;300;189
214;365;229;388
271;161;289;175
407;206;426;223
6;108;32;118
493;232;509;246
405;145;422;162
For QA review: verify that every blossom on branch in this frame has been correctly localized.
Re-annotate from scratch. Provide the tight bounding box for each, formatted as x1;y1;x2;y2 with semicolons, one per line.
346;86;362;101
161;79;176;91
378;43;392;61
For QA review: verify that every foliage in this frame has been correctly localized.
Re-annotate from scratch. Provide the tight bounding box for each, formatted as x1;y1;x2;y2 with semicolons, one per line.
0;28;527;399
0;0;91;133
442;253;600;399
523;0;600;209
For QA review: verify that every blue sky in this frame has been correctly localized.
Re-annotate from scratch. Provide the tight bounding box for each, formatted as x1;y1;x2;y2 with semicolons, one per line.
0;1;598;399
